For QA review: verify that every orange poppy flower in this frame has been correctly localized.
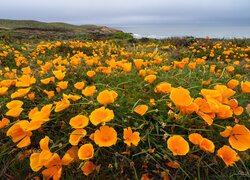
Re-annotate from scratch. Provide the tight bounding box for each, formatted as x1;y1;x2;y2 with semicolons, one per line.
174;61;185;69
82;86;96;97
202;79;211;86
28;92;35;100
57;81;68;90
61;152;74;166
78;143;94;160
64;94;81;101
210;65;216;73
201;89;222;102
154;82;172;94
94;126;117;147
170;87;193;107
134;59;144;69
0;79;15;88
89;106;114;126
149;99;156;106
0;118;10;129
69;129;87;145
27;104;53;130
87;71;96;78
167;136;189;156
6;107;23;117
217;145;240;166
227;99;243;116
43;90;55;99
41;78;51;85
139;69;146;77
6;100;23;109
6;120;32;148
227;79;239;89
134;105;148;116
30;153;43;172
16;75;36;87
214;85;236;103
21;66;31;75
189;133;203;145
188;62;196;70
81;161;96;176
54;97;70;112
53;70;66;80
199;138;215;153
181;102;199;115
196;58;205;65
196;111;213;125
123;63;132;73
161;65;171;72
216;105;233;119
74;82;85;90
0;87;8;95
123;127;140;146
144;75;156;84
11;87;31;99
97;90;117;105
64;146;79;163
42;154;62;180
241;81;250;93
227;66;235;72
220;125;250;151
69;115;89;129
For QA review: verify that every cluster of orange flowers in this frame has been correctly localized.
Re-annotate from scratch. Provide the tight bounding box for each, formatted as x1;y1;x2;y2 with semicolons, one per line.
0;39;249;179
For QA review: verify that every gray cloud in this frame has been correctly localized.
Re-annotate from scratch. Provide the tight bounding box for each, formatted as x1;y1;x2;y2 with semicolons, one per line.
0;0;249;26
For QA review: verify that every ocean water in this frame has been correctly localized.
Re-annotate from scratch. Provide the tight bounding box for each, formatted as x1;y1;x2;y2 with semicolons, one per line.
113;26;250;39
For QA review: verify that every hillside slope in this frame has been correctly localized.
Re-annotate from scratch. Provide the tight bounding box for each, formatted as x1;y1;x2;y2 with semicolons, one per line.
0;19;121;33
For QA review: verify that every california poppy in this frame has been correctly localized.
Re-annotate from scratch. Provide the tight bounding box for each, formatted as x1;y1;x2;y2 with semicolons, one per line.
227;79;239;89
16;75;36;87
170;87;193;107
74;82;85;90
97;90;117;105
89;106;114;126
167;136;189;156
54;97;70;112
144;75;156;84
69;129;87;145
188;62;196;70
81;161;96;175
188;133;203;145
57;81;68;90
87;71;96;78
134;105;148;116
78;143;94;160
134;59;144;69
123;127;140;146
0;118;10;129
94;126;117;147
154;82;172;94
220;125;250;151
69;115;89;129
199;138;215;153
82;86;96;97
6;120;32;148
0;87;8;95
53;70;66;80
217;145;240;166
241;81;250;93
11;87;31;99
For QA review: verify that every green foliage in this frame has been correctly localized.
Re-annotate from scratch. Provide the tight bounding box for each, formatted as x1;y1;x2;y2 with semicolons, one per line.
112;32;133;39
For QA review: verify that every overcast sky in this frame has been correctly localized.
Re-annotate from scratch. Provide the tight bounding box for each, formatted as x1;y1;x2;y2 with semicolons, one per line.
1;0;250;26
